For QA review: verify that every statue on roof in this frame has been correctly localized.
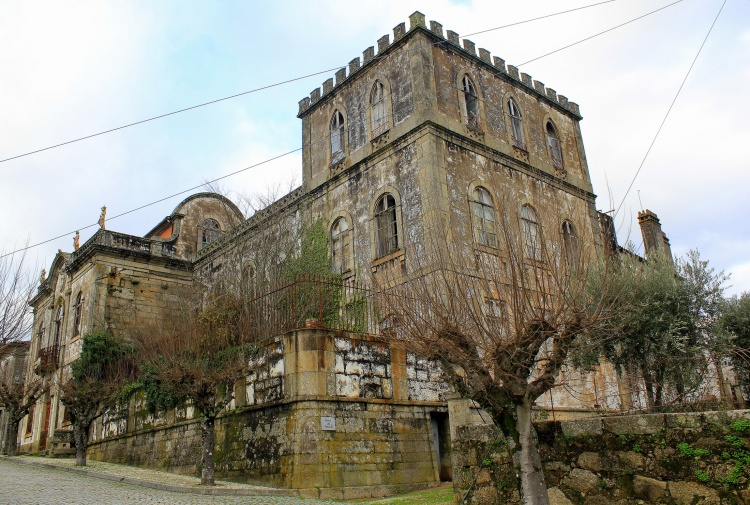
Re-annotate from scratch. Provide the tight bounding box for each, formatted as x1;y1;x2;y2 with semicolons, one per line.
73;231;80;251
99;206;107;230
39;269;46;284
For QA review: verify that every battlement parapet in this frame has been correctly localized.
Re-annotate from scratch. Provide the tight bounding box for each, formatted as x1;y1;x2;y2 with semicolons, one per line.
297;11;581;118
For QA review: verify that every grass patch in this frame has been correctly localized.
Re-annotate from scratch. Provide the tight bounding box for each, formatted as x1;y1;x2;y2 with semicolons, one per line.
351;484;453;505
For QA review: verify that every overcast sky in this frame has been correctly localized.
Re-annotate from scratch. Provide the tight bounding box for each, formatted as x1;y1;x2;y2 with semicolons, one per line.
1;0;748;294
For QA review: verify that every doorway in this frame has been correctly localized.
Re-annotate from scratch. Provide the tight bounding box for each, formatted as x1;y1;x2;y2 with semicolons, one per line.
430;412;452;481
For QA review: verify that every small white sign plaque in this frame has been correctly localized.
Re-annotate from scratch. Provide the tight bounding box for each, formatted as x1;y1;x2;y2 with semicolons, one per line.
321;416;336;431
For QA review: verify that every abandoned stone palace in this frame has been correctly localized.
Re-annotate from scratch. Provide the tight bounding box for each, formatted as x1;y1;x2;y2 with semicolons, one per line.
12;10;735;497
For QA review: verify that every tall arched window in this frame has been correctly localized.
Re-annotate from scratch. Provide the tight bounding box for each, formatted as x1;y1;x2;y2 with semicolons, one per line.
521;204;542;260
562;221;578;266
53;305;64;347
73;291;83;336
471;187;497;247
462;75;480;129
201;219;221;248
371;81;388;137
330;217;353;274
330;110;345;163
374;194;399;258
546;121;563;170
508;98;525;150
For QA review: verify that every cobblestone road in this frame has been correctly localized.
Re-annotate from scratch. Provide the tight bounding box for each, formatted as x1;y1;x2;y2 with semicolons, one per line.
0;460;340;505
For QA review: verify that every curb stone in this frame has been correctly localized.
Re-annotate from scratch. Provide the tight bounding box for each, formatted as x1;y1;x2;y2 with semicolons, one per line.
0;456;291;497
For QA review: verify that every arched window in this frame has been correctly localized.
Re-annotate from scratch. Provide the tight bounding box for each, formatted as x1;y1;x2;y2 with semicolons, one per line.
73;291;83;336
330;110;345;163
471;187;497;247
462;75;480;129
201;219;221;248
374;194;399;258
330;217;353;274
562;221;578;266
546;121;563;170
508;98;525;150
521;204;542;260
53;305;64;347
371;81;388;137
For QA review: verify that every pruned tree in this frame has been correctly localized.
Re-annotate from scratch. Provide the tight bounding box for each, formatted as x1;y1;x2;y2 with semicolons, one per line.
59;331;134;466
0;249;35;356
376;200;617;505
134;287;256;486
0;374;46;455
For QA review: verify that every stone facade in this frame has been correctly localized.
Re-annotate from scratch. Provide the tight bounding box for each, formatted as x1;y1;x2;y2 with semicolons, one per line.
86;330;446;498
0;342;29;453
18;10;701;493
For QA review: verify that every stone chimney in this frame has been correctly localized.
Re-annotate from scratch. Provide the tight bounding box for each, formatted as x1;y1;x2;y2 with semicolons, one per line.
638;210;672;261
598;212;617;257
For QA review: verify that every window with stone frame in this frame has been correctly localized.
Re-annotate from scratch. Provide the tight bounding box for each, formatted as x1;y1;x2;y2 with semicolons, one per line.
485;297;509;337
371;81;388;138
330;110;345;164
562;220;578;266
374;194;399;258
546;121;563;170
508;98;526;150
330;217;353;275
73;291;83;336
521;204;542;261
201;219;221;248
26;405;34;434
462;75;480;130
471;187;497;248
53;305;64;347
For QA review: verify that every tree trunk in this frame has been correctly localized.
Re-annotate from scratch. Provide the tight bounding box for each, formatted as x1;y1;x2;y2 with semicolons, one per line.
514;399;549;505
4;417;20;456
74;422;89;466
200;417;216;486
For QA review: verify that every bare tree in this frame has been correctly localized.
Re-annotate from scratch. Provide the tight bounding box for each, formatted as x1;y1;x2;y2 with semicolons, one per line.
0;249;35;356
134;287;255;486
0;373;46;455
377;200;617;505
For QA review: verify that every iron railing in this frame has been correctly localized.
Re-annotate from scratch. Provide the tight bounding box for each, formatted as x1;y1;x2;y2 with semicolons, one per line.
245;274;380;341
36;345;60;374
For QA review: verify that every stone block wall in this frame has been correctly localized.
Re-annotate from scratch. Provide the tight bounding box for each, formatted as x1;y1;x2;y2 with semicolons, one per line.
87;329;448;497
452;409;750;505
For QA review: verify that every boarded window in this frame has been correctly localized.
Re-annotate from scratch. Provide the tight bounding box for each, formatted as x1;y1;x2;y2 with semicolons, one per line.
508;98;525;150
331;217;353;274
521;204;542;260
374;194;399;258
562;220;578;266
546;121;563;170
371;81;388;137
471;187;497;247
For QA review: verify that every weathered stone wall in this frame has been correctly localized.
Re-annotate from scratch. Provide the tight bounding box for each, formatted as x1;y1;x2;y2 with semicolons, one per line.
453;409;750;505
87;330;448;498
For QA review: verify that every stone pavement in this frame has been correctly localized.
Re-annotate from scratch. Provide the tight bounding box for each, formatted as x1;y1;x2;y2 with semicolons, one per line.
0;458;342;505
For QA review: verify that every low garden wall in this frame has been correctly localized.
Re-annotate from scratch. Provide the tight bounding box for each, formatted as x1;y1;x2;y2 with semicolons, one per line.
453;409;750;504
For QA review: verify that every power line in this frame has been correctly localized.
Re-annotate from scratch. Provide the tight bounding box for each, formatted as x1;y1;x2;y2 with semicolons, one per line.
463;0;616;38
1;1;688;258
0;148;301;259
518;0;683;66
614;0;726;217
0;1;617;166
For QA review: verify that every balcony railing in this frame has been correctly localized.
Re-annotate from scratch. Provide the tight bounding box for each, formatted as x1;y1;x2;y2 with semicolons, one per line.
35;345;60;374
245;274;380;342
